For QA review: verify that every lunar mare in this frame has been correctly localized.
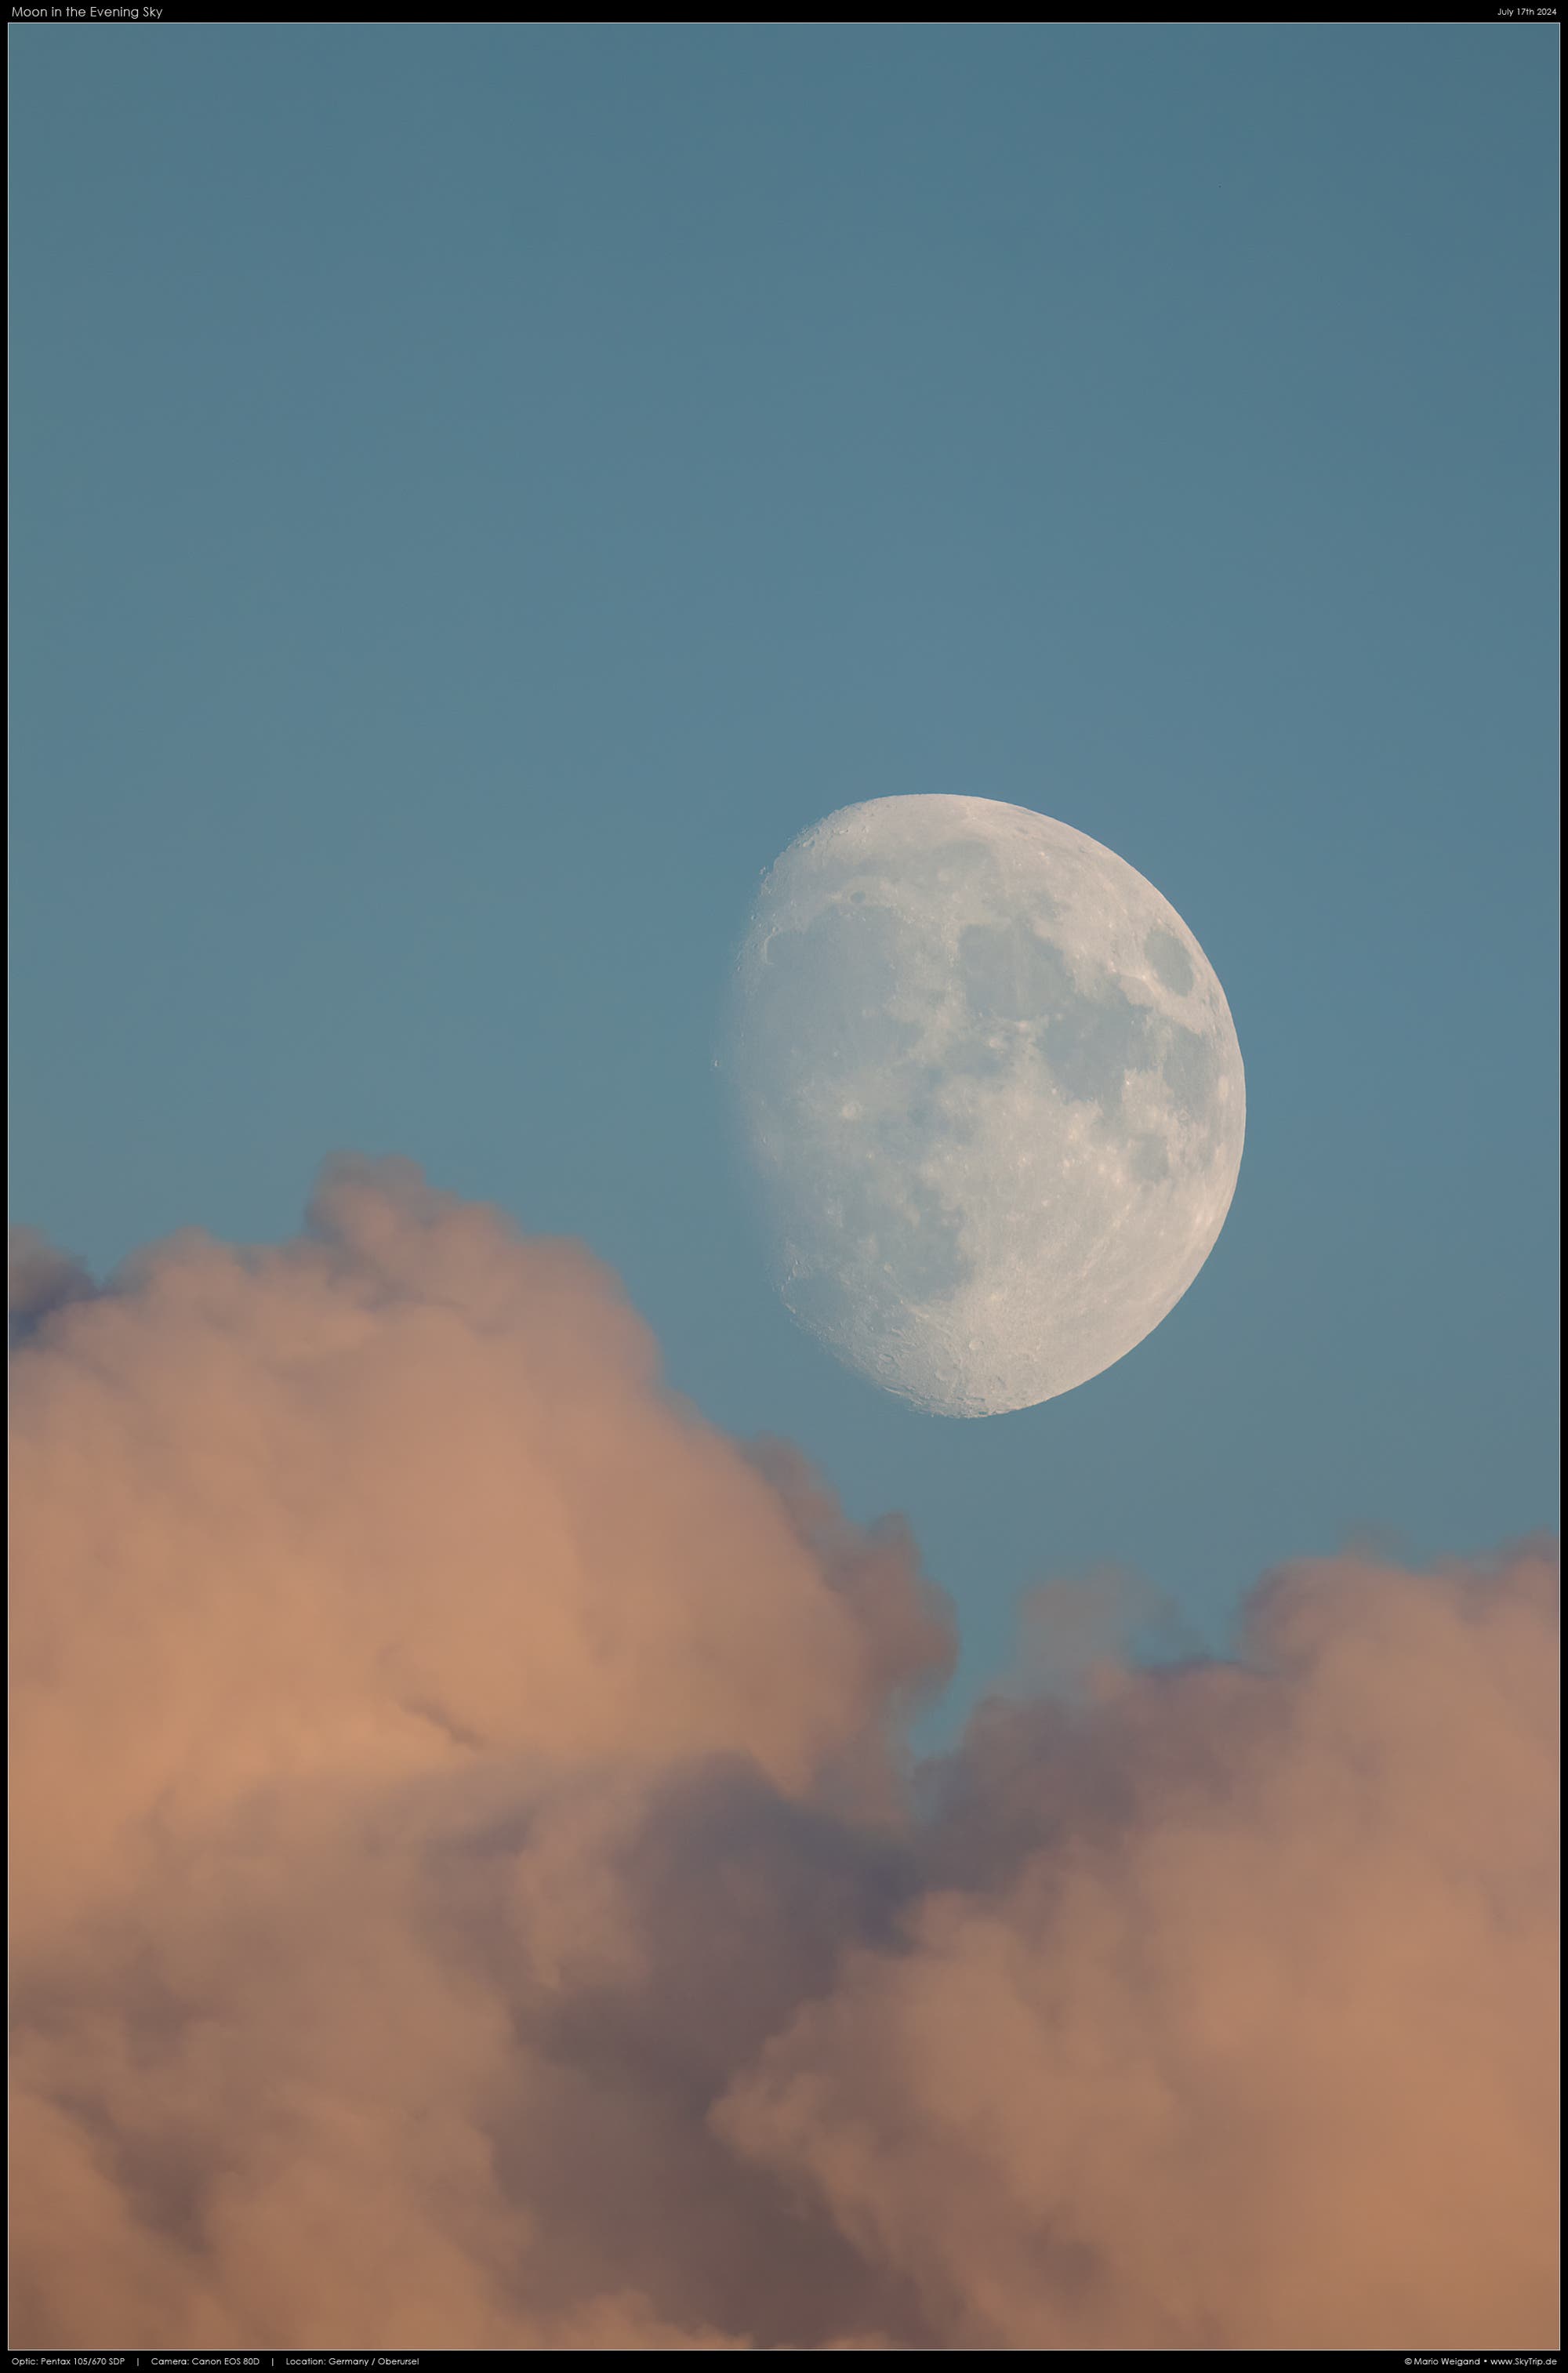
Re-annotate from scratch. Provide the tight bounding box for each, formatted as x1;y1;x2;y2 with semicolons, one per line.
722;796;1245;1417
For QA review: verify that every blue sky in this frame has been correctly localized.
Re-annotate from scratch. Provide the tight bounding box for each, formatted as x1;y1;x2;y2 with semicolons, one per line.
10;25;1557;1733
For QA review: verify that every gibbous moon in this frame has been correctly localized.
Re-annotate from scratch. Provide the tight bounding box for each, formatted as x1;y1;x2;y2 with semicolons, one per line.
721;796;1245;1417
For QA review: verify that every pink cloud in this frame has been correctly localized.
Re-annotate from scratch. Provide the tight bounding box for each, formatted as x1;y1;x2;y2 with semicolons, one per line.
9;1164;1558;2349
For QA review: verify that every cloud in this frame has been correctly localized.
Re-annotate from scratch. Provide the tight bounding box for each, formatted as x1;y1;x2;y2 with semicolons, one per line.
8;1223;93;1348
723;1547;1559;2349
8;1162;1559;2349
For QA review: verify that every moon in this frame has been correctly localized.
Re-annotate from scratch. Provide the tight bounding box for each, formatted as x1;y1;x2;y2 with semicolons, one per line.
720;795;1245;1417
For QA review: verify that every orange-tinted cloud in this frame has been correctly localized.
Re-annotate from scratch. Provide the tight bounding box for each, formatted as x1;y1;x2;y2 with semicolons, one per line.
8;1163;1559;2349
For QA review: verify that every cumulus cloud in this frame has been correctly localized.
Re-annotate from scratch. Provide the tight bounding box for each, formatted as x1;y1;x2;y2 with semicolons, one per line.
8;1161;1559;2350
